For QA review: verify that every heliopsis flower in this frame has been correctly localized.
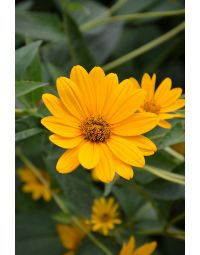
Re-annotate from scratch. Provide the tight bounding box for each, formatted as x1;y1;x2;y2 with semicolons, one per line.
119;236;157;255
90;197;121;235
129;73;185;129
57;220;89;255
17;167;52;201
41;65;158;183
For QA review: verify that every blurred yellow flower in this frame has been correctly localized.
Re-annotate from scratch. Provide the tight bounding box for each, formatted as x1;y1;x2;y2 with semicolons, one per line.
41;65;158;183
119;236;157;255
129;73;185;129
17;167;52;201
57;220;89;255
91;197;121;235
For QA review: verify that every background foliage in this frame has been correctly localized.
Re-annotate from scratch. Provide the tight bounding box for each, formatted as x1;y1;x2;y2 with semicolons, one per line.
15;0;185;254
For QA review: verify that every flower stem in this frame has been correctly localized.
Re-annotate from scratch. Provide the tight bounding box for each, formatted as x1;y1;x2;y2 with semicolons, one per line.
103;21;185;71
164;146;185;162
16;149;113;255
81;9;184;32
80;0;128;32
143;165;185;185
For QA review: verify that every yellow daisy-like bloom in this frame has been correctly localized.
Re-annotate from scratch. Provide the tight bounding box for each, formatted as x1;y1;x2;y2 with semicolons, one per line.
119;236;157;255
17;167;52;201
41;65;158;183
90;197;121;235
129;73;185;129
57;220;89;255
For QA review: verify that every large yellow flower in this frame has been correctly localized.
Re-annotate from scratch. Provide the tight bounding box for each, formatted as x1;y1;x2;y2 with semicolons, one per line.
57;220;88;255
90;197;121;235
129;73;185;128
119;236;157;255
17;167;52;201
41;65;158;183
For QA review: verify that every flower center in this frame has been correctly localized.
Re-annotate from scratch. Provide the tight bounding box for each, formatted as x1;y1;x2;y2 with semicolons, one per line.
80;116;111;143
100;213;110;223
143;100;161;114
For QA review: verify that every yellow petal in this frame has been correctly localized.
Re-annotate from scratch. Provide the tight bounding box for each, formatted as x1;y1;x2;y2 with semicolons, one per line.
112;112;158;136
158;113;184;120
141;73;156;101
41;116;81;137
107;135;145;167
56;148;80;173
102;73;119;114
130;135;157;152
119;236;135;255
115;159;134;180
158;119;172;129
56;76;87;120
89;66;106;114
42;93;69;118
129;77;140;90
139;148;156;156
158;88;182;106
134;241;157;255
78;142;100;169
49;134;83;149
160;99;185;113
154;77;172;103
93;144;115;183
70;65;96;115
106;85;145;124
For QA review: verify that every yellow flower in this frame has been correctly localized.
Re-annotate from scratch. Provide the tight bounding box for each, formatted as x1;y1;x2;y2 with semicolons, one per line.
129;73;185;129
57;220;88;255
41;65;158;183
90;197;121;235
17;167;52;201
119;236;157;255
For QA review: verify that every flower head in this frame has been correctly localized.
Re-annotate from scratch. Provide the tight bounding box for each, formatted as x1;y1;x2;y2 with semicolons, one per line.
41;65;158;183
129;73;185;128
57;220;88;255
90;197;121;235
119;236;157;255
17;167;52;201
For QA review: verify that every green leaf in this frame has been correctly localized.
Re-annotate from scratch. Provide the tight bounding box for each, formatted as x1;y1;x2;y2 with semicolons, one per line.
16;128;42;142
15;41;42;80
76;235;120;255
144;179;185;201
147;119;185;150
61;2;95;69
16;11;65;41
16;81;48;97
16;213;63;255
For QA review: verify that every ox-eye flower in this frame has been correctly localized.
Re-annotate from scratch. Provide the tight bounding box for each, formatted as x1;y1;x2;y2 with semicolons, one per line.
57;219;89;255
129;73;185;128
41;65;158;183
17;167;52;201
119;236;157;255
90;197;121;235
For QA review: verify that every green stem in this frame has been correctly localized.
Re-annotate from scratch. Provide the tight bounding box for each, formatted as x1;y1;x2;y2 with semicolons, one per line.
81;9;184;32
103;21;185;71
137;228;185;240
164;146;185;162
80;0;128;32
143;165;185;185
16;149;113;255
15;108;43;118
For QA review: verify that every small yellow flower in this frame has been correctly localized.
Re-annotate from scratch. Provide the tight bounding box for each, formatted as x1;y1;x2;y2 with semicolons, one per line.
90;197;121;235
119;236;157;255
41;65;158;183
129;73;185;129
57;220;89;255
17;167;52;201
